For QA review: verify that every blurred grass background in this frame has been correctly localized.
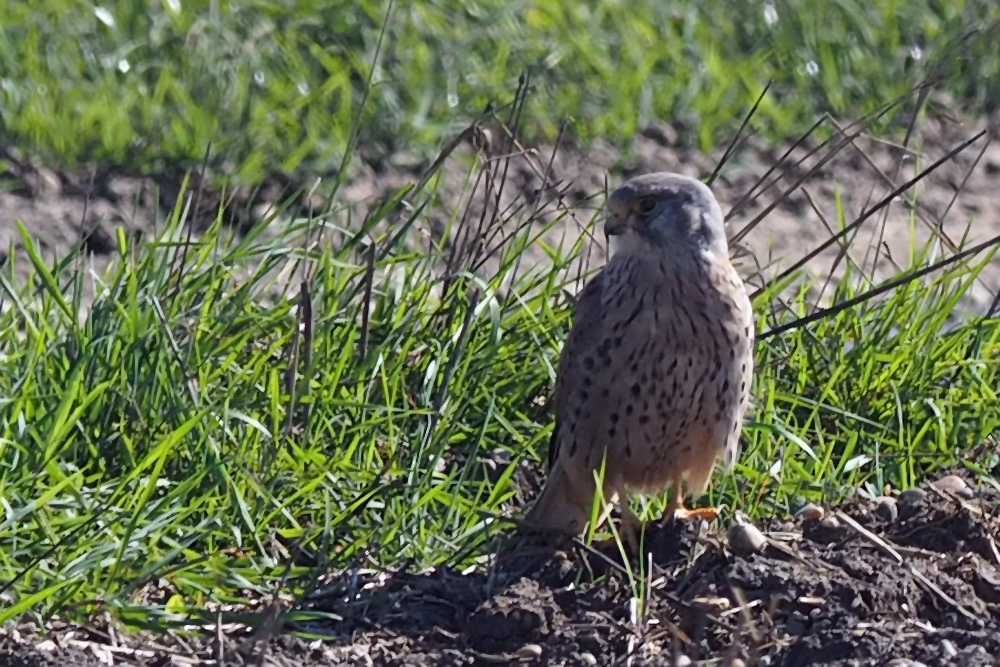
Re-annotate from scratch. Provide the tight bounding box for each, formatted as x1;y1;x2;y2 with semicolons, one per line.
0;0;998;182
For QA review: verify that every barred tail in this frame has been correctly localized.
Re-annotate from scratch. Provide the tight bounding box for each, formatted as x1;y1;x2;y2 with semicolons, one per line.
524;461;593;537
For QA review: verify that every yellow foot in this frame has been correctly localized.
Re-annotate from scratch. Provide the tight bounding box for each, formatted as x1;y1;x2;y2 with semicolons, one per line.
674;506;719;522
664;503;720;525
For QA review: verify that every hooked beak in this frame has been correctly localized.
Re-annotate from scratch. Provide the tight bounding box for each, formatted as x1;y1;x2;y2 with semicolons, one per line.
604;212;631;239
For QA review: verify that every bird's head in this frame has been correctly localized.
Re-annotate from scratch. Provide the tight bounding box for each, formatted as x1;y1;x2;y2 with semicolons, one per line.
605;172;728;259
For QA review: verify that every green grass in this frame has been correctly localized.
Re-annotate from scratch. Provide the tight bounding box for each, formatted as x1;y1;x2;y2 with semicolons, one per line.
1;0;1000;640
0;0;999;182
0;147;997;629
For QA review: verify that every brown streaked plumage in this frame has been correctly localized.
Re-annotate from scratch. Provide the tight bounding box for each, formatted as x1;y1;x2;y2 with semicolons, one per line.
526;172;754;544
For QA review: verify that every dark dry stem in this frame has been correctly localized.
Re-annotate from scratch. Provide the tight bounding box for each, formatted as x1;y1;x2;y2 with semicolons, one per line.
725;116;827;222
761;128;989;297
732;123;869;246
499;119;569;299
760;226;1000;339
708;79;772;188
862;82;932;289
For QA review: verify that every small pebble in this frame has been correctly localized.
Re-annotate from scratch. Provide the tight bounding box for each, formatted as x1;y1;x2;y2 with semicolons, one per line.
691;596;731;611
941;639;958;657
728;523;767;555
875;496;898;521
795;503;825;521
898;488;927;506
674;655;692;667
932;474;974;498
516;644;543;660
819;516;841;531
578;652;598;666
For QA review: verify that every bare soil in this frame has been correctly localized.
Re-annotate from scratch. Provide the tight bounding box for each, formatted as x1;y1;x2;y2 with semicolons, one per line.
3;467;1000;665
2;112;1000;314
306;466;1000;667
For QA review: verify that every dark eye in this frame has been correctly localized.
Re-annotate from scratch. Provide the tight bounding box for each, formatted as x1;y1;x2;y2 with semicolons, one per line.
637;198;657;215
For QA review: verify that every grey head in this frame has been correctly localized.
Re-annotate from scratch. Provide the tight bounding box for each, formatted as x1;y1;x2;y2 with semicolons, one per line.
605;172;728;257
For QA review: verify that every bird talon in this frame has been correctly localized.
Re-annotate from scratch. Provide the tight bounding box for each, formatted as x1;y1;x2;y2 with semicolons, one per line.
619;508;644;552
665;505;719;524
592;505;645;553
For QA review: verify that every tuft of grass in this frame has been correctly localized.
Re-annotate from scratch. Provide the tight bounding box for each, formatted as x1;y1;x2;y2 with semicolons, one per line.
0;134;997;631
0;1;998;180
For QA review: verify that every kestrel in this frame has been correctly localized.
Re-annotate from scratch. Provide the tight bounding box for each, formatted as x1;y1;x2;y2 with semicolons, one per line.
525;172;754;545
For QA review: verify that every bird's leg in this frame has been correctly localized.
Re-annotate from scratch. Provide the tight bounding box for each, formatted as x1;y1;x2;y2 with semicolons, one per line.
618;502;643;552
592;495;644;553
663;479;682;525
663;479;719;524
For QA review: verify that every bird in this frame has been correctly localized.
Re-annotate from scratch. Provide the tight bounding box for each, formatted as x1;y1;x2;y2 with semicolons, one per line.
524;172;754;546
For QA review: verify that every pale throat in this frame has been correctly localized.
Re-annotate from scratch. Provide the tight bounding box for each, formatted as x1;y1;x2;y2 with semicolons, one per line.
608;229;719;268
607;229;648;258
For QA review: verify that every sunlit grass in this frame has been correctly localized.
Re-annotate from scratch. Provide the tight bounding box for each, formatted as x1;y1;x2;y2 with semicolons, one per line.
0;150;997;629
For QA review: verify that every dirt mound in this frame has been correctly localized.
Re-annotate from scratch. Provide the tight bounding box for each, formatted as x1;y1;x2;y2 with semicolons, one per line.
307;468;1000;666
7;469;997;665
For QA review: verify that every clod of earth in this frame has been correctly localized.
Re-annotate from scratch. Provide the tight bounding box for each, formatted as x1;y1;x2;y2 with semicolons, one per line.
727;522;768;555
795;503;826;521
875;496;899;522
933;474;974;499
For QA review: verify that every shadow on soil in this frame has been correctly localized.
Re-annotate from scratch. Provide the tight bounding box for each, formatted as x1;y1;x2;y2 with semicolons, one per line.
294;467;1000;667
3;467;1000;666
